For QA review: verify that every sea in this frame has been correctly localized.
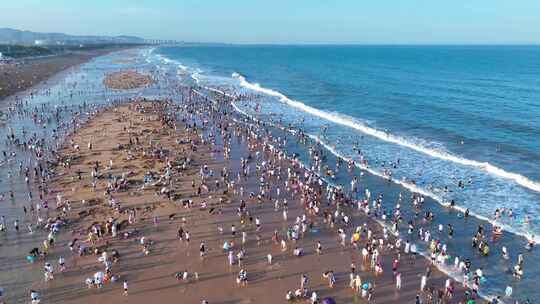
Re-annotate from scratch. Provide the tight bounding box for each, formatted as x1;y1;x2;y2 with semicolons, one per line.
0;45;539;302
154;45;540;301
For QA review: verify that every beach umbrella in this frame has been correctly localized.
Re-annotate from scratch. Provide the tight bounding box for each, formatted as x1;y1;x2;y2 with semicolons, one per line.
322;298;336;304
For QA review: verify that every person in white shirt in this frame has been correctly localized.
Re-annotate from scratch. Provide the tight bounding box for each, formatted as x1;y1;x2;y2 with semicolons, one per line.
123;280;128;296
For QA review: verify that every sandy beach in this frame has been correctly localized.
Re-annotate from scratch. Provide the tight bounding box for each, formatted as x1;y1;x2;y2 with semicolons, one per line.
9;91;473;304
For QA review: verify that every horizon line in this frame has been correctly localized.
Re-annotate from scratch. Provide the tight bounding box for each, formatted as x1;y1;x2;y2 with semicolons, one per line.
158;42;540;47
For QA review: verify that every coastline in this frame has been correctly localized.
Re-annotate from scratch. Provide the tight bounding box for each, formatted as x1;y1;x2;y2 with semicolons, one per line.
0;46;530;304
0;47;136;100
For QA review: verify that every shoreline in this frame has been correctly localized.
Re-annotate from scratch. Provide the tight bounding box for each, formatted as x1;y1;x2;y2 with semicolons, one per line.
16;94;475;304
0;47;529;304
0;46;136;101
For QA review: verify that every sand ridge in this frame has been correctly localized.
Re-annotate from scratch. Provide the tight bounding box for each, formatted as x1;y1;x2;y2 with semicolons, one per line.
103;70;154;90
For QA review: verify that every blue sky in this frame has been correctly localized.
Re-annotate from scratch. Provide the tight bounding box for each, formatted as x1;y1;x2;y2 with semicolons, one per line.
1;0;539;44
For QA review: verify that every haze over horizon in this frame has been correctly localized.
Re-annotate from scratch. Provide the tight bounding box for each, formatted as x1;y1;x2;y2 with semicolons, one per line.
1;0;540;44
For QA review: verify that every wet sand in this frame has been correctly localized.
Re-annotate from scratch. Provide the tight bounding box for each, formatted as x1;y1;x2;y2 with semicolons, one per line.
103;70;153;90
24;99;471;304
0;47;139;101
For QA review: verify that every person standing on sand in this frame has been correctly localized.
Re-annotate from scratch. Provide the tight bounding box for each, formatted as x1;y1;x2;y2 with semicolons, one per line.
420;274;427;291
310;291;318;304
396;272;402;290
185;231;190;245
300;274;308;289
123;280;128;296
200;241;206;259
58;256;66;272
44;262;54;281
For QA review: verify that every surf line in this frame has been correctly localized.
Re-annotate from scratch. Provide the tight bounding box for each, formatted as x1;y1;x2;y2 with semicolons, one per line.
232;72;540;194
215;86;539;243
223;94;501;304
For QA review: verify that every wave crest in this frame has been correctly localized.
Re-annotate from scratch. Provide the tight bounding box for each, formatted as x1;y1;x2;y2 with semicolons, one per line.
233;72;540;194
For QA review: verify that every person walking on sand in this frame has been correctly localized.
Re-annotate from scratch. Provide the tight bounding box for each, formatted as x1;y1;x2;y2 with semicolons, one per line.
354;274;362;292
242;231;247;245
58;256;66;272
420;274;427;291
44;262;54;281
396;272;402;290
123;280;128;296
316;240;322;255
300;274;308;289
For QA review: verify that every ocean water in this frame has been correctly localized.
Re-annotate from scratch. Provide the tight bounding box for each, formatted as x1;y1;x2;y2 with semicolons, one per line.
157;45;540;238
154;45;540;301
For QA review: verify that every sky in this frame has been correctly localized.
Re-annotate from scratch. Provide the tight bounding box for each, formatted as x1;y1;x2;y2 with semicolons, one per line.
1;0;540;44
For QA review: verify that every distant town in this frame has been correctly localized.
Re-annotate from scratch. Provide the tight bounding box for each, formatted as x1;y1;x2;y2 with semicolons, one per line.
0;28;186;60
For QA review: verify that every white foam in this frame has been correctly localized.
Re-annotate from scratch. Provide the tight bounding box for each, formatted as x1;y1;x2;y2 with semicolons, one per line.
227;102;500;302
307;133;443;200
155;54;189;74
191;73;201;84
232;72;540;194
231;101;251;118
307;133;540;242
227;94;539;242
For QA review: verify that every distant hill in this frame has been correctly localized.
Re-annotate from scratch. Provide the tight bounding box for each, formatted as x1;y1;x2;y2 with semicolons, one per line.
0;28;145;45
0;44;53;58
